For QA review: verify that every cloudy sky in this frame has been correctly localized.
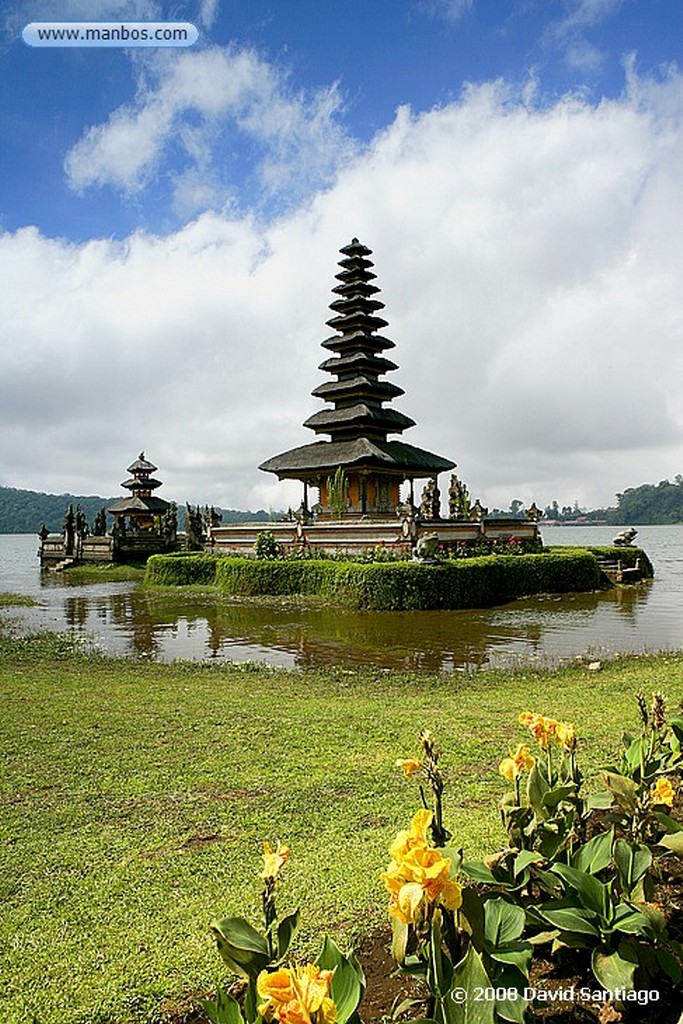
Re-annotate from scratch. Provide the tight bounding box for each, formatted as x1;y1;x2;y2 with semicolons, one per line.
1;0;682;513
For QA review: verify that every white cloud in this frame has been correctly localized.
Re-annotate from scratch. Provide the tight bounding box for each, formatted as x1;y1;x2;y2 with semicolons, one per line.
198;0;218;30
2;67;682;512
64;45;355;213
543;0;625;74
420;0;475;23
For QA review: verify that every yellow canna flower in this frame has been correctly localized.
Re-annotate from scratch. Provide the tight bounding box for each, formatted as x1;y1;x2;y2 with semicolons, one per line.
395;757;423;779
555;721;577;752
257;964;337;1024
388;807;432;863
519;711;557;750
650;777;674;807
381;818;462;924
499;744;534;781
261;841;291;880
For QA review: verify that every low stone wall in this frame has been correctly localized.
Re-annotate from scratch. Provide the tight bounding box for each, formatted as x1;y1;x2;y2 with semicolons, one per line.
39;533;114;565
209;517;539;556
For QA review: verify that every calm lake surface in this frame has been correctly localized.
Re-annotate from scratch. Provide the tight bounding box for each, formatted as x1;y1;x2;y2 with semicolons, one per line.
1;527;683;671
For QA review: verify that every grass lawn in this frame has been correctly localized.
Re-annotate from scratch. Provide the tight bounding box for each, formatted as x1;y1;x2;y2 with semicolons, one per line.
1;634;681;1024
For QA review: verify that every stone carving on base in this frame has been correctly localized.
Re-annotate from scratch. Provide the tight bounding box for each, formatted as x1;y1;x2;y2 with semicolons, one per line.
613;527;638;547
413;532;441;563
448;474;470;519
469;499;488;522
62;503;75;556
419;477;441;520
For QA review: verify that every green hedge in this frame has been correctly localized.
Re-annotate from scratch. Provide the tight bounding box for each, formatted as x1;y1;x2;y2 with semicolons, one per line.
144;552;220;586
145;549;606;610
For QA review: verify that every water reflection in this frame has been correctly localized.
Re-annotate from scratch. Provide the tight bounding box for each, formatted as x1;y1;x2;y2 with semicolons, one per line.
1;527;682;670
57;577;657;671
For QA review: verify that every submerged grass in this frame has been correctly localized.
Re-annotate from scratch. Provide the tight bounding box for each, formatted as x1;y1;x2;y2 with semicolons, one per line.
1;639;682;1023
0;592;38;607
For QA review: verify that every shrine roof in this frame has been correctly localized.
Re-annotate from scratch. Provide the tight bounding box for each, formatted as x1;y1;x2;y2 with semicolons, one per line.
107;495;170;514
259;438;455;477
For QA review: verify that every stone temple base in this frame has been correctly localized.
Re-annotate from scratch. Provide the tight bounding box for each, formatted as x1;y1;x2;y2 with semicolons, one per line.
209;517;539;557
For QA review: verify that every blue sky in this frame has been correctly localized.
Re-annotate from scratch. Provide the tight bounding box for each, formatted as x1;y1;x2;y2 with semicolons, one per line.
1;1;682;511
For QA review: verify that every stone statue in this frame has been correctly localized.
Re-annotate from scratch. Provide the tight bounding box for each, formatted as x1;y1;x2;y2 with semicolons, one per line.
92;508;107;536
525;502;542;522
413;532;441;562
62;503;75;556
613;527;637;547
294;501;311;524
185;504;204;550
469;499;488;522
448;474;470;519
419;477;441;520
163;502;178;541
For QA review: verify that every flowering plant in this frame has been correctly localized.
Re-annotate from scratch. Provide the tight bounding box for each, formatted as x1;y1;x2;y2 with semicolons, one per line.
203;843;364;1024
387;732;532;1023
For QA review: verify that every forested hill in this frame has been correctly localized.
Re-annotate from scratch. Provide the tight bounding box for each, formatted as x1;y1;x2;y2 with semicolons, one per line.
609;478;683;524
0;486;273;534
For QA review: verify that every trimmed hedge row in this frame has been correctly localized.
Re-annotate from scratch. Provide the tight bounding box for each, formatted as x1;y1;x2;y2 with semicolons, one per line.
144;552;220;586
145;548;608;610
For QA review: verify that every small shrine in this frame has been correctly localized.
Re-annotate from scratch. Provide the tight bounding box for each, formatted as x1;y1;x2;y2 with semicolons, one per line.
108;453;172;532
259;239;455;517
39;453;178;566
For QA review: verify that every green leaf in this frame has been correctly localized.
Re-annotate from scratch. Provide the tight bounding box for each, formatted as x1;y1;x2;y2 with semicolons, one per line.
390;917;408;965
200;988;245;1024
586;791;613;810
316;935;364;1024
591;946;637;994
446;945;495;1024
602;771;638;813
611;903;656;938
275;909;300;960
659;831;683;855
527;764;550;818
512;850;543;877
483;898;525;947
486;942;532;973
541;783;577;810
572;829;614;874
438;846;464;876
613;839;652;894
209;917;271;980
550;863;611;920
244;978;258;1024
536;905;600;937
460;860;499;885
669;717;683;746
653;810;683;832
656;948;682;984
483;961;529;1023
429;915;453;997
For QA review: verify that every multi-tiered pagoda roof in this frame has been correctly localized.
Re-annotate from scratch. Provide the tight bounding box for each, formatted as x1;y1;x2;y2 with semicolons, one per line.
260;240;454;515
108;453;170;515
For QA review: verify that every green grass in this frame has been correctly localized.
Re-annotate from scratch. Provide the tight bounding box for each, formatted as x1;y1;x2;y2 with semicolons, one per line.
56;563;146;583
0;592;38;607
1;640;681;1023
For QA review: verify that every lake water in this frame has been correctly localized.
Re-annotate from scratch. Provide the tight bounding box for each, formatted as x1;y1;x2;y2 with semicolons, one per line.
1;527;683;671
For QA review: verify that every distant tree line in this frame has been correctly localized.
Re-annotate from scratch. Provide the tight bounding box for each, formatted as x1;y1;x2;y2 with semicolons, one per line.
0;485;276;534
541;477;683;524
607;477;683;524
